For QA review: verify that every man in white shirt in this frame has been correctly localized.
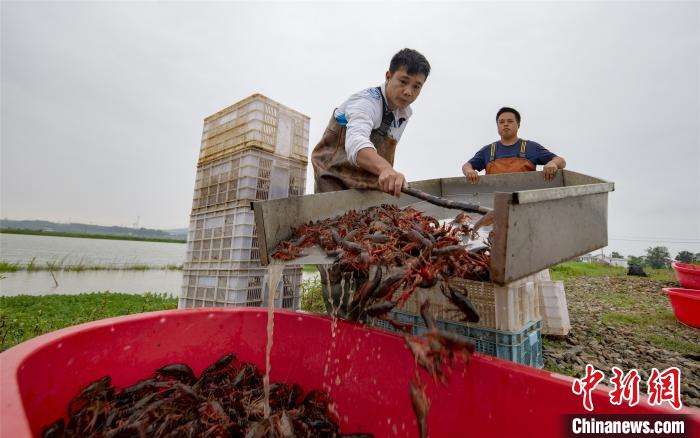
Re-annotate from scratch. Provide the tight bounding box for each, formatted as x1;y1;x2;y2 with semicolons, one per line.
311;49;430;316
311;48;430;197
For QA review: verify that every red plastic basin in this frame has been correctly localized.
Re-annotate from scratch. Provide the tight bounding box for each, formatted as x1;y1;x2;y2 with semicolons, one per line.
673;262;700;290
664;287;700;328
1;309;698;437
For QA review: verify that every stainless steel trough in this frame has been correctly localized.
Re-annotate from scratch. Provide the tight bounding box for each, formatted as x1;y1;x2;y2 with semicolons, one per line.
252;170;614;285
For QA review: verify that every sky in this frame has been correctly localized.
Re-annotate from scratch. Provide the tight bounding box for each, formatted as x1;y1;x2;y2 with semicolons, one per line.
1;1;698;257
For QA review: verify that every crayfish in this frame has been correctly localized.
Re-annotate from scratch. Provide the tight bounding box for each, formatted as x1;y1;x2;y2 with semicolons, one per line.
42;353;373;438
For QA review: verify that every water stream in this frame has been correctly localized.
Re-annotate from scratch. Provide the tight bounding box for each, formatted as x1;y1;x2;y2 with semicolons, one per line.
263;264;284;419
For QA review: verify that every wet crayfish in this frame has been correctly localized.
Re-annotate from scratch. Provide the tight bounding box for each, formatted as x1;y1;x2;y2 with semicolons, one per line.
272;204;489;323
42;353;372;438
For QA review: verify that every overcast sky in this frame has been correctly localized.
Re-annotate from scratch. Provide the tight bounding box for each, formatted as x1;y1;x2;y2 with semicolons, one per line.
2;1;698;257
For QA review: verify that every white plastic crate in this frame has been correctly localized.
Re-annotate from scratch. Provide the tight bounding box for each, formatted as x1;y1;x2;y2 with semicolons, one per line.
401;275;540;331
191;149;307;214
185;207;261;264
179;266;302;309
493;281;542;332
535;280;571;336
535;269;551;282
200;94;309;164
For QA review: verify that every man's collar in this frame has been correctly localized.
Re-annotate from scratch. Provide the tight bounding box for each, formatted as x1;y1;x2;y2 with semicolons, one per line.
499;137;520;146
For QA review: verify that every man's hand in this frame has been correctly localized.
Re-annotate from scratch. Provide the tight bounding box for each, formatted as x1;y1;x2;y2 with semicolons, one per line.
543;162;558;180
473;210;495;233
356;148;406;197
462;163;480;184
465;169;479;184
378;167;406;197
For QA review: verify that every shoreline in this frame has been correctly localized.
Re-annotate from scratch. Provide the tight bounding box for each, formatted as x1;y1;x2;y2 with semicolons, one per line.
0;261;183;273
0;229;186;244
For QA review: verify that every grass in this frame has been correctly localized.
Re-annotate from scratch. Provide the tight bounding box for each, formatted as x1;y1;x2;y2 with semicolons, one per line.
300;277;325;313
646;333;700;356
0;277;324;351
0;261;21;272
1;228;186;244
0;259;183;273
598;292;637;309
550;261;674;282
550;261;625;279
601;312;646;326
0;293;178;351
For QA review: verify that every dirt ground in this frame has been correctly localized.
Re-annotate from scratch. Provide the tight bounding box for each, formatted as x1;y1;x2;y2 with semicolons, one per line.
542;276;700;408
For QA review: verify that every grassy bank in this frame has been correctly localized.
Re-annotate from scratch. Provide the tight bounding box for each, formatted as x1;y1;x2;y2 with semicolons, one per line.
0;293;178;351
0;259;182;273
1;228;186;243
0;281;324;351
551;261;674;282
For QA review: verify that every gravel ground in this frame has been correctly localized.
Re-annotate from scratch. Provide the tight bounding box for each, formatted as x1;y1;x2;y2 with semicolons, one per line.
542;276;700;408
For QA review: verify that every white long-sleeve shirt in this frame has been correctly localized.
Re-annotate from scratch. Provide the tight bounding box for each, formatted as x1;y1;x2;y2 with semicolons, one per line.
333;83;413;166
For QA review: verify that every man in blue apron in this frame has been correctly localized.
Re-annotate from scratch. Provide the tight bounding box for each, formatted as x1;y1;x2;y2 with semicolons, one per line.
462;107;567;231
462;107;566;182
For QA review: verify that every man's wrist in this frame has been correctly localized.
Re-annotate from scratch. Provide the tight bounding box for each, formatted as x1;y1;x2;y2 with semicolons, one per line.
376;162;394;175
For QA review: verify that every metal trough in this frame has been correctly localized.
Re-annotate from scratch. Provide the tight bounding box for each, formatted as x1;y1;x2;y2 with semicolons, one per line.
252;170;614;285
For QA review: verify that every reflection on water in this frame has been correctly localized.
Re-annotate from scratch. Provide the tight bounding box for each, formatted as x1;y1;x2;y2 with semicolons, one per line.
0;270;183;296
0;233;185;267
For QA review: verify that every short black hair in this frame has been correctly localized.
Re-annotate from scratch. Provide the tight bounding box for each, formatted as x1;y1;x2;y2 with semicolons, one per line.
497;107;521;124
389;48;431;78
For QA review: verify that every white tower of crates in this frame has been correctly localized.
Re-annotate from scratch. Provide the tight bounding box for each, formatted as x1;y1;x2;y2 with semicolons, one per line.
179;94;310;309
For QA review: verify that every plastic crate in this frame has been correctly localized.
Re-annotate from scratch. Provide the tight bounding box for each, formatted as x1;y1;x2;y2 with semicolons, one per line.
199;94;309;165
179;266;302;309
185;207;260;264
400;275;540;331
374;311;543;368
191;149;307;214
535;281;571;336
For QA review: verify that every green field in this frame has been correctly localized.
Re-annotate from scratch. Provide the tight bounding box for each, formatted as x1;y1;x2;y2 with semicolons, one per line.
550;261;674;282
0;228;186;243
0;293;178;351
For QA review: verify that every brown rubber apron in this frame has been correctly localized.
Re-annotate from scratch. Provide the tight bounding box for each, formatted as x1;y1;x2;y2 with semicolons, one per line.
485;139;536;174
311;87;398;316
311;87;398;193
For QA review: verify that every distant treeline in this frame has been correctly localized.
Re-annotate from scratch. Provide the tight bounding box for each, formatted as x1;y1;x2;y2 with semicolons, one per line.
0;228;186;244
0;219;187;240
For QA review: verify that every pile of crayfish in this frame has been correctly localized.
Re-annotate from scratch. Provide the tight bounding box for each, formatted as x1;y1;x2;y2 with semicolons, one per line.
42;353;371;438
272;204;489;323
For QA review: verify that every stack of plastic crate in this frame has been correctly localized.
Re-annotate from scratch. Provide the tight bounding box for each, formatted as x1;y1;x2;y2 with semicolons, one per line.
179;94;309;310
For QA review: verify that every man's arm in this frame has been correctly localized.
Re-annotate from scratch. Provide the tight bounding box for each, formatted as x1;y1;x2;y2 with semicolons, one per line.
462;149;486;184
532;142;565;181
343;92;406;197
462;162;480;184
356;148;405;197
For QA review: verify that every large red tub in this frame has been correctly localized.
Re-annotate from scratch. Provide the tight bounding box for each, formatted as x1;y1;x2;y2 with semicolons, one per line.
664;287;700;328
1;309;698;437
673;262;700;290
